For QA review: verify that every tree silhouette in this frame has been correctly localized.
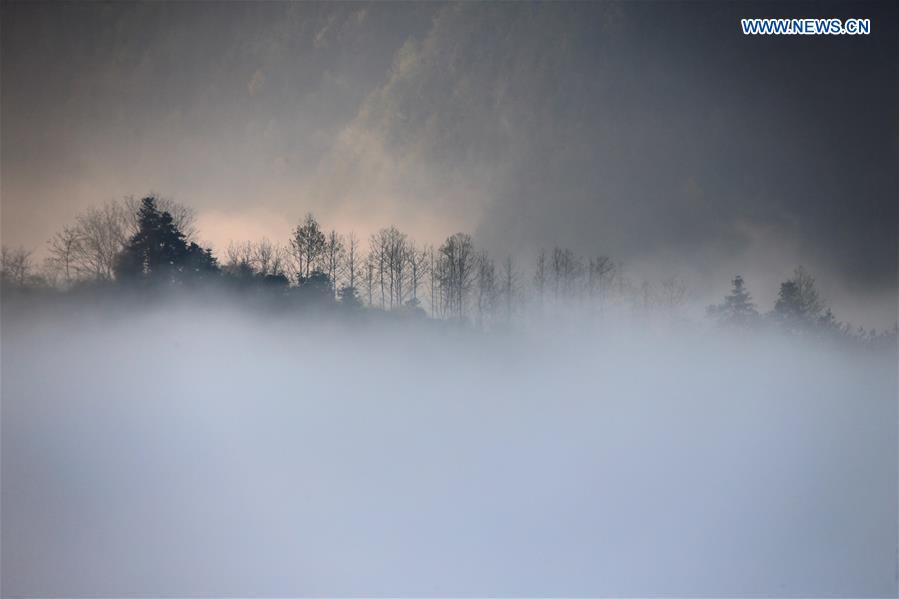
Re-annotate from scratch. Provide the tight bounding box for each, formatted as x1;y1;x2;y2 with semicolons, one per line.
297;269;334;304
773;267;824;331
183;242;220;281
32;195;899;348
707;275;758;327
437;233;475;320
0;245;34;287
114;197;217;284
290;213;326;280
338;284;363;311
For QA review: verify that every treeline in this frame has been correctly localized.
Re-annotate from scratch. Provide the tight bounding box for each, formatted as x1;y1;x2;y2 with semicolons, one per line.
2;195;896;348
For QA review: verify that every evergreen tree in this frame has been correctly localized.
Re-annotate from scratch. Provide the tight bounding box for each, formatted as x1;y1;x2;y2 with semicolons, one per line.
707;275;758;327
183;242;220;281
114;196;218;284
338;284;363;310
773;266;824;331
774;280;802;320
296;268;333;304
262;273;290;288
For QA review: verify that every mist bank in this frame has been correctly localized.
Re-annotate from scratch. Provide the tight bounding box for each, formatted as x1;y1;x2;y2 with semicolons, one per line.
2;295;896;596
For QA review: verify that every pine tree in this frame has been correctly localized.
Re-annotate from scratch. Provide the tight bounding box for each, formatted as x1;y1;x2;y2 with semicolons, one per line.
338;284;363;310
707;275;758;327
297;268;333;304
183;242;220;280
773;266;824;332
114;196;218;283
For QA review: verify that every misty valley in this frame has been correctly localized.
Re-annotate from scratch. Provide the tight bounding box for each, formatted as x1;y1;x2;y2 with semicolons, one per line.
1;196;896;596
2;1;897;596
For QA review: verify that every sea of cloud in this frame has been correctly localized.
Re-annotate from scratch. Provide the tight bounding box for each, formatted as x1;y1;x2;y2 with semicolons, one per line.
2;296;896;596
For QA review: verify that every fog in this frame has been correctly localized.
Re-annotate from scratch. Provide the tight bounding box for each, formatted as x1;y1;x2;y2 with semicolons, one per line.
2;1;896;594
2;296;895;597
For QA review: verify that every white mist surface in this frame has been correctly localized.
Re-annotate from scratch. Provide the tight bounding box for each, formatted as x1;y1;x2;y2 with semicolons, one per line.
2;302;896;596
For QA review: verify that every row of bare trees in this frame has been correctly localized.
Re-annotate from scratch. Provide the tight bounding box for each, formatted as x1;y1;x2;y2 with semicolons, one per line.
3;197;894;346
533;247;617;307
219;216;520;323
1;198;671;324
0;246;35;287
218;220;633;326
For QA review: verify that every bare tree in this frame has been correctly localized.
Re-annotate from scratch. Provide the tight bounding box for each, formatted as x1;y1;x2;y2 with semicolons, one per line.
407;242;430;306
634;280;654;313
658;276;687;312
428;245;441;318
73;200;131;279
46;227;81;285
323;230;345;296
363;252;376;306
224;241;254;276
343;232;363;291
39;257;63;288
534;249;547;308
1;245;34;286
499;255;519;323
437;233;476;320
369;230;387;308
289;212;326;280
223;238;288;280
587;255;615;312
252;238;288;277
475;251;497;328
370;226;408;309
551;246;583;300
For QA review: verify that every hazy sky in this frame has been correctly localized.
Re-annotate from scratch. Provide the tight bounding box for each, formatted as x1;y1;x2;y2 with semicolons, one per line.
1;1;896;326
